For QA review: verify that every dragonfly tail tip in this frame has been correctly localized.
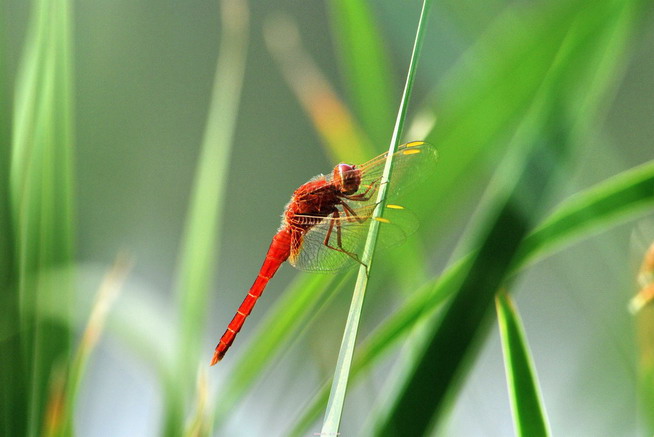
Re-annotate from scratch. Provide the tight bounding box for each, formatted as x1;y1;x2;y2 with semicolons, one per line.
210;351;222;366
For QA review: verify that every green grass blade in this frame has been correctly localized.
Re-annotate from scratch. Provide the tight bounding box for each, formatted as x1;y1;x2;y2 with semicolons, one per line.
496;292;551;437
518;162;654;266
167;0;249;432
327;0;394;146
0;5;20;436
286;158;654;436
9;0;75;435
320;0;433;434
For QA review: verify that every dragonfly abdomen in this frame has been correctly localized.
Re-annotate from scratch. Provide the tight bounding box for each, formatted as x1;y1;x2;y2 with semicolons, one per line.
211;228;293;365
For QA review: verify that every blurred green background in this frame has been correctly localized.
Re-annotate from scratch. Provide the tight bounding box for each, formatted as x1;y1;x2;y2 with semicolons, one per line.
2;0;654;436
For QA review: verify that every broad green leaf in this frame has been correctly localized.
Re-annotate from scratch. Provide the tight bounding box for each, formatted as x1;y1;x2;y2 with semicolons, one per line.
496;292;551;437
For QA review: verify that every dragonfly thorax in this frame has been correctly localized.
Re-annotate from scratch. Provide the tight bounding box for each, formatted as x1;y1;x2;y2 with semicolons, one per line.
333;163;361;195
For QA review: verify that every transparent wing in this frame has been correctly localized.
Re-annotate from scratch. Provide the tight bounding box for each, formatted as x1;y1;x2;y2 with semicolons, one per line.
327;141;439;203
289;204;418;272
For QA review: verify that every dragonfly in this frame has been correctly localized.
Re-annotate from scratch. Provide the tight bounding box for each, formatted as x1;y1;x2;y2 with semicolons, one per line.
211;141;437;365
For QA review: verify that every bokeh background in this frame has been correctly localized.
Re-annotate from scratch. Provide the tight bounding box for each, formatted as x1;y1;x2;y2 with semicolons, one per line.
2;0;654;436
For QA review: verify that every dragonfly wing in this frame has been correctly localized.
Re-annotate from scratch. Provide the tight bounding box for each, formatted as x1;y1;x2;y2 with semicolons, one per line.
352;141;438;200
290;141;436;273
288;204;417;272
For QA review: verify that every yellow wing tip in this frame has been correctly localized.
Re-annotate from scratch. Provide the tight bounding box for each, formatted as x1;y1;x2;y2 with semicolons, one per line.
374;217;391;224
386;204;404;210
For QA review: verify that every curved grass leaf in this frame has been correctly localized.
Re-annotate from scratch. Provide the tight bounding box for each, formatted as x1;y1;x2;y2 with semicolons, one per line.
496;292;551;437
517;160;654;268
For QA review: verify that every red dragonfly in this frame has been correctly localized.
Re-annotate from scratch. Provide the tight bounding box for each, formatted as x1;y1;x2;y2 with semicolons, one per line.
211;141;437;365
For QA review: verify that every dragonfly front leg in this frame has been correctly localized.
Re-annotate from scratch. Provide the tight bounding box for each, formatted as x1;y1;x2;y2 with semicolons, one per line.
343;180;380;202
324;210;368;271
341;201;368;223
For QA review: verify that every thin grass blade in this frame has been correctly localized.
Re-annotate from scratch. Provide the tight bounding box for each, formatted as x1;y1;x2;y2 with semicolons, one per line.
184;368;211;437
320;0;433;433
168;0;249;433
496;292;551;437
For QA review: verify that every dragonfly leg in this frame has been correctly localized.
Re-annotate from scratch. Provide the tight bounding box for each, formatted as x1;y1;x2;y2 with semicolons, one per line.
343;180;380;202
341;201;368;223
323;210;368;271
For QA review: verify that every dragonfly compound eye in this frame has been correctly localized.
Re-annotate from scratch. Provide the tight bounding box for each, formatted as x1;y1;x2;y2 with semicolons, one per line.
334;163;361;195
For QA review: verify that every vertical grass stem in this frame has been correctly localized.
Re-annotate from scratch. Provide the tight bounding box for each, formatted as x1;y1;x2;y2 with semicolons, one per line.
320;0;433;433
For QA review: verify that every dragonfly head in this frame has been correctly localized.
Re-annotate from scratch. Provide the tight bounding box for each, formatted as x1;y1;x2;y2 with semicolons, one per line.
333;163;361;195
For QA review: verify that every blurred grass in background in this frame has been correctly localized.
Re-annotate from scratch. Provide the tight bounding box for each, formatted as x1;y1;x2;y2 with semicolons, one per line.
1;0;653;436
